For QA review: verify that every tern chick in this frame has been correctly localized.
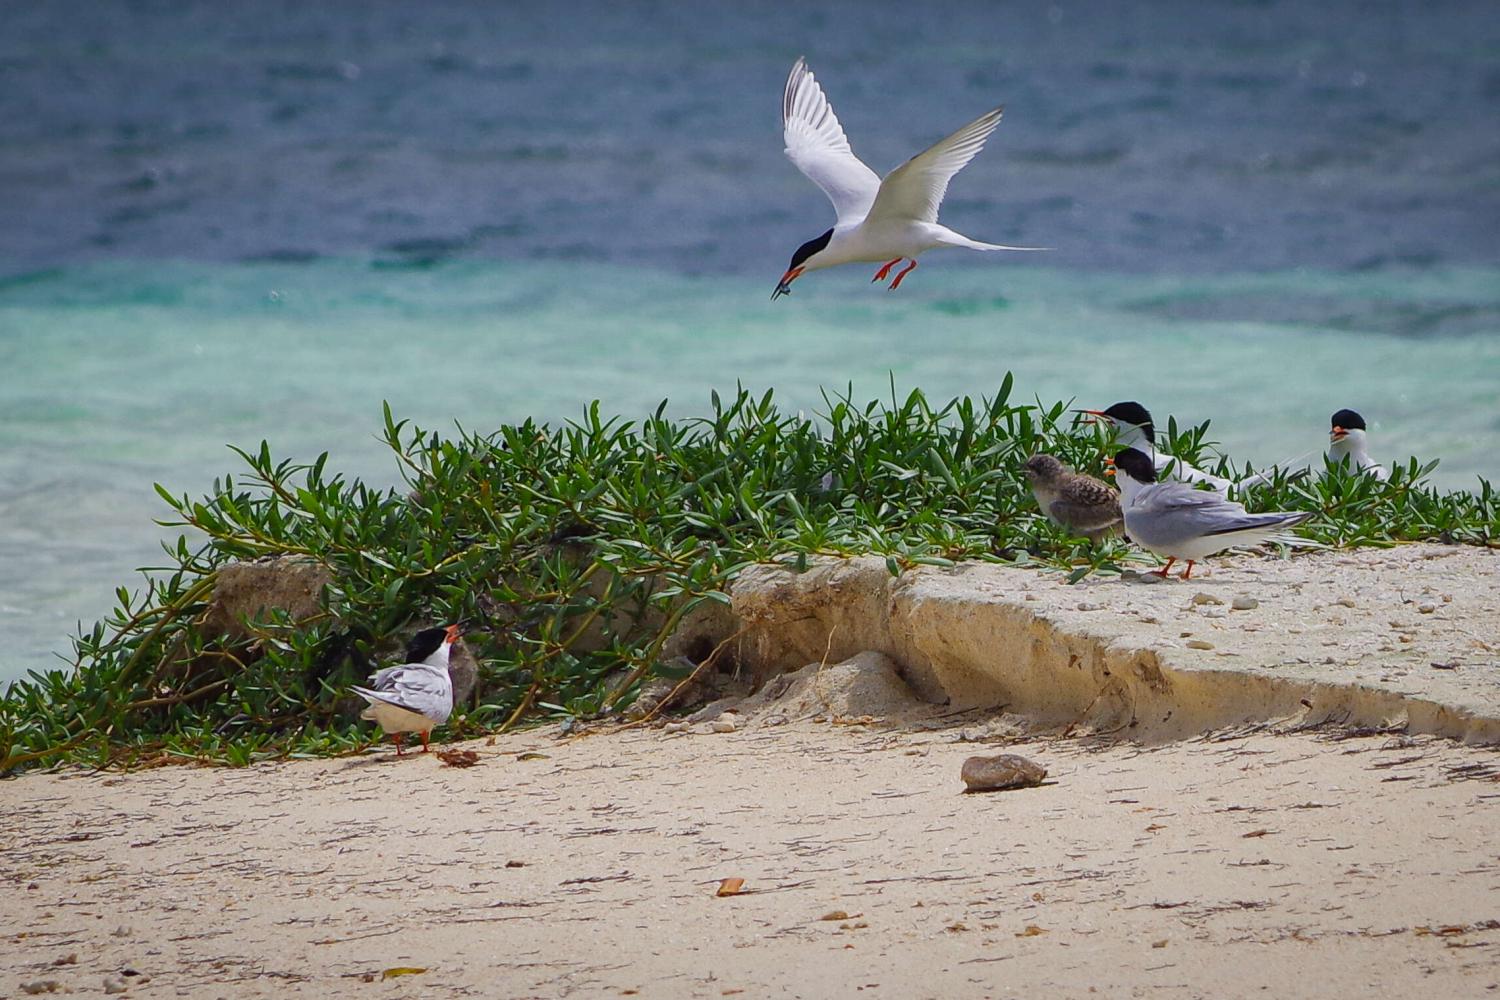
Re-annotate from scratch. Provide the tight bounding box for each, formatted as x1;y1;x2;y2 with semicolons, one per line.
1113;448;1312;580
1023;453;1123;543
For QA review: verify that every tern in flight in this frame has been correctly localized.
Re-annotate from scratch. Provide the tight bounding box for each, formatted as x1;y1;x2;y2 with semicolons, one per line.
773;57;1042;299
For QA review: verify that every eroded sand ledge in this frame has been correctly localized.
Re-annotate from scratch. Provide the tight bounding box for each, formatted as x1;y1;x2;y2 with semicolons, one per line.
723;544;1500;743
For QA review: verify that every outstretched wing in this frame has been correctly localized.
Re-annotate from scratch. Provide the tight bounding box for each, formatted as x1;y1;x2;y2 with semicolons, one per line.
783;57;881;225
864;106;1003;226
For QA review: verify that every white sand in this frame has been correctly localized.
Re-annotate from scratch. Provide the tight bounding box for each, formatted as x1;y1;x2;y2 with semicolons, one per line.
7;719;1500;999
7;543;1500;998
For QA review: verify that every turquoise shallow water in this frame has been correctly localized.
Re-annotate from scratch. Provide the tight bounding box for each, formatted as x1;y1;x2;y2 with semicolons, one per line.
2;258;1497;682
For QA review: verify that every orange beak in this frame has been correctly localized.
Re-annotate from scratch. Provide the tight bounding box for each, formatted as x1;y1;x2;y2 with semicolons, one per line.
1074;408;1111;426
1330;426;1347;441
444;624;461;644
771;266;804;300
1104;456;1116;477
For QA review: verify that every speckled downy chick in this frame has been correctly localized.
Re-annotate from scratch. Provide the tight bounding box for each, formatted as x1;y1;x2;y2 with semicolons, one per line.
1023;453;1122;543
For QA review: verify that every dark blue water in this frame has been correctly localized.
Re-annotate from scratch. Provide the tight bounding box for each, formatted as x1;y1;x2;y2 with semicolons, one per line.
2;1;1498;681
3;1;1498;277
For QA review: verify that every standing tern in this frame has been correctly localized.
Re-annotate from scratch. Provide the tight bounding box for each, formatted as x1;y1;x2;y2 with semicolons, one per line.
1327;408;1388;481
772;57;1042;299
353;624;459;755
1077;401;1241;496
1022;453;1122;543
1112;448;1312;580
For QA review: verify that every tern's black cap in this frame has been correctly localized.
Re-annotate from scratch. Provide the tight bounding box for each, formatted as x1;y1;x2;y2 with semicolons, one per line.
404;626;451;663
1112;447;1158;484
788;228;833;270
1330;408;1367;430
1103;401;1153;431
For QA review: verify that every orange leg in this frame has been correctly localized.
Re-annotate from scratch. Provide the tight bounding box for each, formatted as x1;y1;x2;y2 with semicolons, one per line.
888;260;918;290
871;258;903;282
393;732;405;756
1153;557;1176;578
420;730;431;753
1180;561;1196;580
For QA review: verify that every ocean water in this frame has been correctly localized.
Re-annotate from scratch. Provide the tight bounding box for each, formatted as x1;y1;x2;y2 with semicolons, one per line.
2;2;1498;683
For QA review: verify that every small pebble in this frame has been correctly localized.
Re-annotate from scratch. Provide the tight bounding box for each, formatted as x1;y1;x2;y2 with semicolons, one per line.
104;977;128;995
763;714;787;727
1417;603;1436;614
20;983;62;996
961;753;1047;792
1335;597;1356;608
662;721;689;734
1076;602;1102;611
1202;608;1227;619
1191;592;1224;606
711;715;738;733
1186;639;1215;650
1231;596;1259;611
111;926;133;938
1138;614;1159;624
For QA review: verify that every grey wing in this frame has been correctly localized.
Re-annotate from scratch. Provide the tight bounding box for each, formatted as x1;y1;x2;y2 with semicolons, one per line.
368;663;405;688
362;665;452;722
1134;485;1292;537
1049;496;1121;533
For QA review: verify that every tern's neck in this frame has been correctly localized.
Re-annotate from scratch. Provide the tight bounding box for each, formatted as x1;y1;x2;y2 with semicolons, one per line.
1116;423;1153;452
422;643;453;668
1329;430;1372;467
1116;473;1149;505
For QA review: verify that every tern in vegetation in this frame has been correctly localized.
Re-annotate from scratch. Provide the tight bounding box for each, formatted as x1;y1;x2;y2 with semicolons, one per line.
352;624;459;755
1327;408;1388;481
1111;448;1312;580
1022;453;1123;543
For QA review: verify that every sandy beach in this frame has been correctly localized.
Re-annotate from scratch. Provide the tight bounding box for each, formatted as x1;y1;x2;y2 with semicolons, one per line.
7;544;1500;998
6;719;1500;999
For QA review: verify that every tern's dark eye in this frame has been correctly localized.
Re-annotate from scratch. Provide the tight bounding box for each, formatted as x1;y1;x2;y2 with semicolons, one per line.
789;228;833;269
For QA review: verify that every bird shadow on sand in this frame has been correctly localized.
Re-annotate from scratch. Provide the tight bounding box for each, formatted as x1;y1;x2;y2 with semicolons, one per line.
339;750;431;770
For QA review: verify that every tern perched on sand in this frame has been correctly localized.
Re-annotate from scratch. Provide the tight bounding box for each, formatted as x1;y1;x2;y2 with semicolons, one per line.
772;57;1042;299
1112;448;1312;580
1327;408;1388;481
1022;454;1122;543
353;624;459;755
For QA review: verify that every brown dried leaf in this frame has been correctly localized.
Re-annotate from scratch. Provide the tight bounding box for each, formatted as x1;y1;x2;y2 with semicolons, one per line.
819;910;849;922
715;878;746;897
516;751;550;761
1016;925;1047;937
435;749;481;768
1242;829;1273;838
